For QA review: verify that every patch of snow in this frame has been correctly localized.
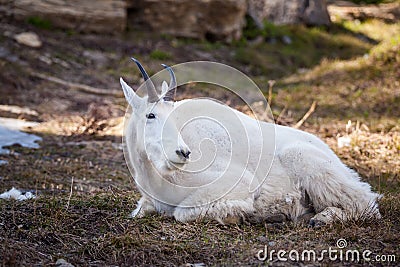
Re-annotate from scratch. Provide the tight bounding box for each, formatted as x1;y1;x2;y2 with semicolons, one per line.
0;187;36;201
337;136;351;148
0;117;42;154
0;159;8;165
0;117;39;130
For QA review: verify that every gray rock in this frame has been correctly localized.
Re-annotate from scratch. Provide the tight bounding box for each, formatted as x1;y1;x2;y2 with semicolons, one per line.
0;46;19;62
55;259;75;267
127;0;247;42
282;35;292;45
13;0;126;34
303;0;332;25
257;236;268;242
248;0;331;27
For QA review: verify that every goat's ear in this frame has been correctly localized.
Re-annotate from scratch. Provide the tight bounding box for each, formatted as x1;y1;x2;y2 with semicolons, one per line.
120;77;141;108
161;81;168;97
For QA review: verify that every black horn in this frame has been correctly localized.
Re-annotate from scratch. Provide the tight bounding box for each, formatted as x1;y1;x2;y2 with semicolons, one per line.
161;64;176;102
131;58;159;102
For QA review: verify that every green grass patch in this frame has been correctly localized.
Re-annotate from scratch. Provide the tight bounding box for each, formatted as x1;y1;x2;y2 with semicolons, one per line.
236;22;372;78
341;19;400;42
149;49;172;60
27;16;52;30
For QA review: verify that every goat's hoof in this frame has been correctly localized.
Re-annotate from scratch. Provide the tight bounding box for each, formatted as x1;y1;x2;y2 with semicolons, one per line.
309;218;326;228
128;207;143;219
223;215;242;225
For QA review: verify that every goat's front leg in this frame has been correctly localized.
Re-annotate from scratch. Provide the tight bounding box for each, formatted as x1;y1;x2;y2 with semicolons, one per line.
309;207;346;227
173;197;254;224
173;204;248;225
129;196;156;218
173;205;241;224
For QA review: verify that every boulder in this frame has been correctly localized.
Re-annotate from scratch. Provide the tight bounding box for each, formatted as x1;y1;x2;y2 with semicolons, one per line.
248;0;331;27
13;0;126;34
303;0;331;25
55;259;75;267
127;0;247;42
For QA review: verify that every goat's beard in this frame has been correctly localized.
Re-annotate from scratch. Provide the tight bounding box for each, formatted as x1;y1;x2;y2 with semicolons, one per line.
145;149;176;173
145;143;187;172
147;155;187;175
166;160;187;170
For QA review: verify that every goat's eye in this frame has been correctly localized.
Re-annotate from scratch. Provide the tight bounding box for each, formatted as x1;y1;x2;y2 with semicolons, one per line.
146;113;156;119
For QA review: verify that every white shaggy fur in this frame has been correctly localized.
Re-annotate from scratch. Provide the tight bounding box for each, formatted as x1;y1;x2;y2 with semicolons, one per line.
120;75;380;225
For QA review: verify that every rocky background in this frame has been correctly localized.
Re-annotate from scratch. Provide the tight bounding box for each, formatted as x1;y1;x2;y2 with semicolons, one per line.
2;0;334;41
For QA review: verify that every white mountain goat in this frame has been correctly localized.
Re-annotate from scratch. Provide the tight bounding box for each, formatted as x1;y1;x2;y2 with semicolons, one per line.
120;59;380;226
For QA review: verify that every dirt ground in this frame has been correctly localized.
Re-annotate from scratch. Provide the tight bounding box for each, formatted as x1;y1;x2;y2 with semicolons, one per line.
0;6;399;266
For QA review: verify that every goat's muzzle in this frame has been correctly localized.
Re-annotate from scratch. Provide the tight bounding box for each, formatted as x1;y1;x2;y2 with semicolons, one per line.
176;149;191;160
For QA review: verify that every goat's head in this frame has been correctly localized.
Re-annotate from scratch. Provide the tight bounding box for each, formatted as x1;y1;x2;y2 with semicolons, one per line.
120;59;191;171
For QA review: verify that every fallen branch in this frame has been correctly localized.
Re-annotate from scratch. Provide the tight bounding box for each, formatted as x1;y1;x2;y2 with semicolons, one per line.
30;71;124;97
267;80;275;107
294;101;317;129
328;3;400;23
276;105;288;125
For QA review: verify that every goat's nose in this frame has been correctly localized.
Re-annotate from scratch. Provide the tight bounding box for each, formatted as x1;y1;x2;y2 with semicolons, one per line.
176;149;191;159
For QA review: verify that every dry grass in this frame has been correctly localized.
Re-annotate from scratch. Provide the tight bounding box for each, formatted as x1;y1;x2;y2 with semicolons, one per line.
327;121;399;189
